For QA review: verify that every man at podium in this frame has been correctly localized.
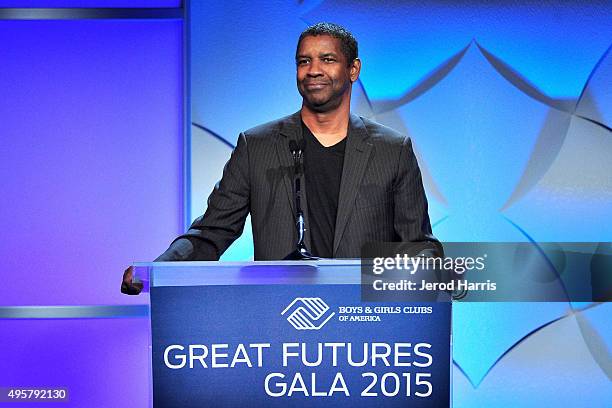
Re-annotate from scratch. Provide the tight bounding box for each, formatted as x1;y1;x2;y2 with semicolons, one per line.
123;22;439;293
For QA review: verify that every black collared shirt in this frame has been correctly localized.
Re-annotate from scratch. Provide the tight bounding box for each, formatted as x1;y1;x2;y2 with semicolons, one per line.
302;122;347;258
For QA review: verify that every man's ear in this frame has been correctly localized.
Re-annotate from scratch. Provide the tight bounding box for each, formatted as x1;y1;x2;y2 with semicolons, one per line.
350;58;361;83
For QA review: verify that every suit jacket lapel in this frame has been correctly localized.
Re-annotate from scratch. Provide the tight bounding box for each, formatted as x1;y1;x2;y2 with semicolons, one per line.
333;114;373;255
276;111;313;251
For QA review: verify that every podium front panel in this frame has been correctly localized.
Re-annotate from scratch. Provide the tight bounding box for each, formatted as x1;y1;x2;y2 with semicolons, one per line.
138;261;451;408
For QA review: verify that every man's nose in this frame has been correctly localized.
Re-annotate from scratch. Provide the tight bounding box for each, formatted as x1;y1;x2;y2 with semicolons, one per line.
306;60;323;76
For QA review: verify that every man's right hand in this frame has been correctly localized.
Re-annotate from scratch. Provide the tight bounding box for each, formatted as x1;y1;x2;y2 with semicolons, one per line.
121;265;143;295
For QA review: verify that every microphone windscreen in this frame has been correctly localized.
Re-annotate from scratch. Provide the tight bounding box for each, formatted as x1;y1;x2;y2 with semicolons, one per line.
296;139;305;152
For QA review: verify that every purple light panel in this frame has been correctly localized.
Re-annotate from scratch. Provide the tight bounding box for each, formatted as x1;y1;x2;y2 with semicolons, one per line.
0;19;184;306
0;0;180;7
0;318;151;407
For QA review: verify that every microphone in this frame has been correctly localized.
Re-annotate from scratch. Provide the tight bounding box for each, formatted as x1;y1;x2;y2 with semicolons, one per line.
288;139;299;155
284;139;317;260
289;139;304;175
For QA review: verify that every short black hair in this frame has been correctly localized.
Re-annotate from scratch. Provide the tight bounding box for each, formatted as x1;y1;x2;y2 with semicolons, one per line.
296;22;358;66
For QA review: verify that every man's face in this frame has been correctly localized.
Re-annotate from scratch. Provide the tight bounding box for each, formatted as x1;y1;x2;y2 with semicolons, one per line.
296;35;359;112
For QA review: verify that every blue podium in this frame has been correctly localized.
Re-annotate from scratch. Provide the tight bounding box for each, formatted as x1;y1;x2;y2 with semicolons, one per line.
134;260;452;407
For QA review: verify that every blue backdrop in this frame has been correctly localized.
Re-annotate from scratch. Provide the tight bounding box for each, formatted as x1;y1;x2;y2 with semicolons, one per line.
189;1;612;406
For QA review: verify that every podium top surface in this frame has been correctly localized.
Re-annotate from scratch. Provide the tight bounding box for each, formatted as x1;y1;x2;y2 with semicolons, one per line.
133;260;363;288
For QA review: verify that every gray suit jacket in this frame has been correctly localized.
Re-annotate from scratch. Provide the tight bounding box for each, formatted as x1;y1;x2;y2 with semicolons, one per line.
156;112;439;261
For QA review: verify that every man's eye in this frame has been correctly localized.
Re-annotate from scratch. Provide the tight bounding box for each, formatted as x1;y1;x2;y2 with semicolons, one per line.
323;58;336;63
297;59;309;65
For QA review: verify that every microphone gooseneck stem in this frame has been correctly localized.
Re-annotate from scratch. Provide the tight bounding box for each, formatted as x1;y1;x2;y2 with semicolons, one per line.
293;150;306;249
283;140;318;260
